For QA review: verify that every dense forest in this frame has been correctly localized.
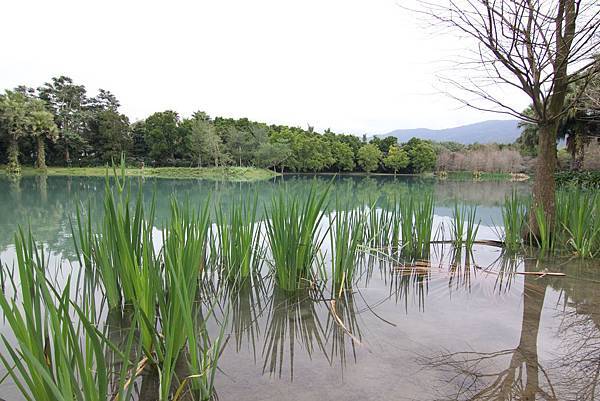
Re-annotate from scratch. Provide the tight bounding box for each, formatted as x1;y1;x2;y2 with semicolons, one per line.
0;76;439;175
0;75;598;175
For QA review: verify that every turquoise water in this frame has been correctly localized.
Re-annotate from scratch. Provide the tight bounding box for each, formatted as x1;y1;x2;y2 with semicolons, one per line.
0;175;598;400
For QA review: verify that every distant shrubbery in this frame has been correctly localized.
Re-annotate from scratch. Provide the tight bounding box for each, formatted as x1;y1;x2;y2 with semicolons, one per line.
435;143;531;174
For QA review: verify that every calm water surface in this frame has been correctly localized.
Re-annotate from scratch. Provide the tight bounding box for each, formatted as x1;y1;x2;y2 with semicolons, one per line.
0;175;598;401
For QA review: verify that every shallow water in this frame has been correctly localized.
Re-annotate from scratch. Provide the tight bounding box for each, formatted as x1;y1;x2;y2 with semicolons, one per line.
1;175;599;400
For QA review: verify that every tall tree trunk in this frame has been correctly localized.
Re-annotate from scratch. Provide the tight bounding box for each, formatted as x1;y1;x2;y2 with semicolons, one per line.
36;135;47;170
7;136;21;174
529;123;557;239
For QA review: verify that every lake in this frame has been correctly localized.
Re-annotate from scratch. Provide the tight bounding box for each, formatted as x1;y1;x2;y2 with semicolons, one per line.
0;174;599;400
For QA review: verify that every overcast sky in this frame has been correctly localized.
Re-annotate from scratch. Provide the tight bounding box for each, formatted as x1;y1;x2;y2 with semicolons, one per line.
1;0;529;135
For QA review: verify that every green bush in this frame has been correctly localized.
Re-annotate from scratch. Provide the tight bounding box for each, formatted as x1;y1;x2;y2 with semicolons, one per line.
555;171;600;189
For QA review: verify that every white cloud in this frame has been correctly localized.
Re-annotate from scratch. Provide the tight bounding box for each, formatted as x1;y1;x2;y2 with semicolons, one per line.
0;0;529;135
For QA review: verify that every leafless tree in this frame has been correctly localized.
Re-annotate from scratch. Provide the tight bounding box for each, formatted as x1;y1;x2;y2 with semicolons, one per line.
413;0;600;236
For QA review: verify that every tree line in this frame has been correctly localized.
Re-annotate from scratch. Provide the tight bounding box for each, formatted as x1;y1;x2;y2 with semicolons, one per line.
0;76;437;175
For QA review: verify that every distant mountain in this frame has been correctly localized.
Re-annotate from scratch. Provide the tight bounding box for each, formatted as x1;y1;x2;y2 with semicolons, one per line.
378;120;521;144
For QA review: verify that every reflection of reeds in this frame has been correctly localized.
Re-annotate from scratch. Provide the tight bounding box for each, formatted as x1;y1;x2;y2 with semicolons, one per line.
392;262;429;312
225;279;268;362
325;290;362;373
262;286;328;380
447;247;474;293
491;253;522;293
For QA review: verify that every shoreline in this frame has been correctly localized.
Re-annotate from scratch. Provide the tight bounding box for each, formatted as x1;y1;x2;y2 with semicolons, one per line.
0;167;532;182
0;166;280;181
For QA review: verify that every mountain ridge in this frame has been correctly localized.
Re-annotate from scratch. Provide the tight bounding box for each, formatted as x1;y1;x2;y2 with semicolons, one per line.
377;120;521;144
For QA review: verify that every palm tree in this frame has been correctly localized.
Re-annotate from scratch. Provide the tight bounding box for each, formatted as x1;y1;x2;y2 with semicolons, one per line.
29;99;58;170
0;91;29;174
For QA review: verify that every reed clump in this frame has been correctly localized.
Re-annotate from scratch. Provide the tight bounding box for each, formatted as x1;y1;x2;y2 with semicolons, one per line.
264;187;329;291
215;194;264;284
329;203;364;296
399;193;434;260
0;228;136;401
451;203;480;252
499;188;600;258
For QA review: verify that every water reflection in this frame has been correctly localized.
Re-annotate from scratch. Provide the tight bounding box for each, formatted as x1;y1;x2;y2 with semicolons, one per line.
418;256;600;400
2;175;600;400
0;175;528;261
262;286;328;380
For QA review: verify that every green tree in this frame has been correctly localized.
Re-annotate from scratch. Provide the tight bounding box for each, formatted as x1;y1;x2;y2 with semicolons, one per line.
253;140;292;172
405;138;436;173
28;99;59;169
87;110;131;163
371;136;398;154
144;111;181;163
38;76;89;164
0;91;30;173
330;140;355;172
357;143;382;173
383;144;409;175
186;114;227;167
295;135;333;172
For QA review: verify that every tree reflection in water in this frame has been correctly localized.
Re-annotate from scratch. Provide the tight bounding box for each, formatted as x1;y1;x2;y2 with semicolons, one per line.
417;254;600;401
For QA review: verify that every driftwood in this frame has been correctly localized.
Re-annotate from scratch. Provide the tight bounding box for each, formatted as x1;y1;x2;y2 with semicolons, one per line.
393;263;566;278
429;239;505;248
513;271;565;277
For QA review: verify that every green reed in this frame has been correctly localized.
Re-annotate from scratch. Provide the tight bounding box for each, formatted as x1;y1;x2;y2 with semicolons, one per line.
364;201;395;248
399;193;434;260
73;169;161;355
264;187;329;291
329;205;364;296
450;203;466;248
74;166;159;313
500;190;528;252
556;190;600;258
215;194;264;283
451;203;480;251
0;229;135;401
152;199;215;401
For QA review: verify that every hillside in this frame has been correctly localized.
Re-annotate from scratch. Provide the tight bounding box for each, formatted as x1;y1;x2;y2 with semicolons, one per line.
378;120;521;144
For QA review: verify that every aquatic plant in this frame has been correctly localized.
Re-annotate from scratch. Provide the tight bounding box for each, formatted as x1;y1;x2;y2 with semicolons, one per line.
450;203;467;248
0;229;136;401
500;191;528;252
152;199;216;401
399;193;434;260
329;205;364;296
215;194;264;283
264;187;329;291
532;203;554;256
364;200;395;248
556;190;600;258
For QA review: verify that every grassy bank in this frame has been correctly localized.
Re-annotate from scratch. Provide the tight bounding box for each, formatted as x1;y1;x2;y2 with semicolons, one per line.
1;166;280;181
439;171;530;181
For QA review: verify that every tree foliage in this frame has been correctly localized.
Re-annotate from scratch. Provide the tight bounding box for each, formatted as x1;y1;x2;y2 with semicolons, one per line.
357;144;382;173
1;75;447;175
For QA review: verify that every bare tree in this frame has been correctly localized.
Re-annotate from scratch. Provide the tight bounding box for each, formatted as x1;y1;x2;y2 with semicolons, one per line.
413;0;600;236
